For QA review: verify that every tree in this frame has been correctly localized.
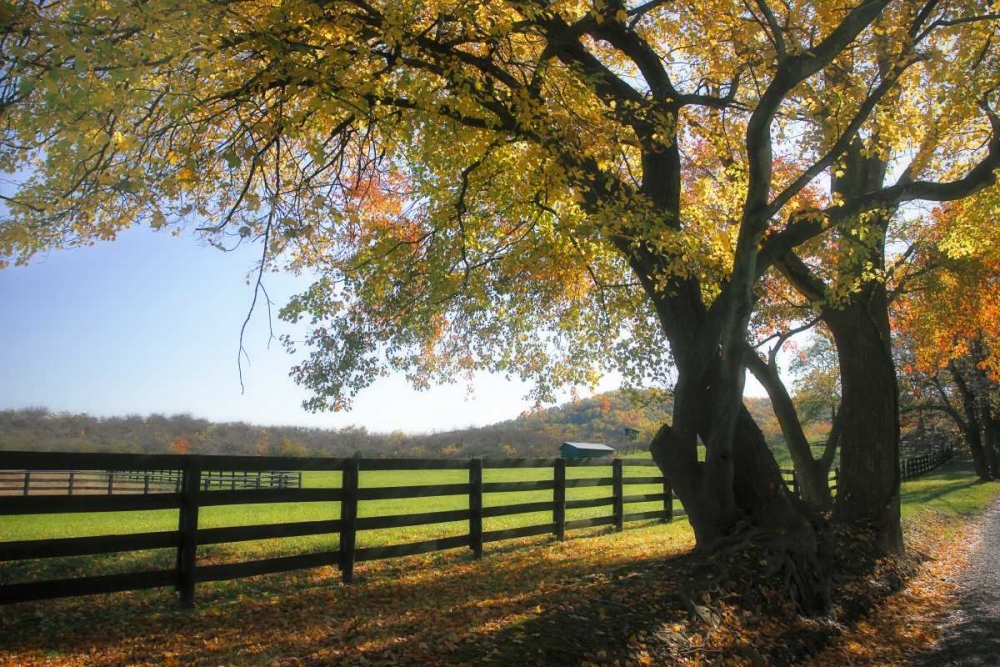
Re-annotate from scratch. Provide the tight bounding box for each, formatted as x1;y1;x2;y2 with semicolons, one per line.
788;334;841;432
3;0;1000;589
895;198;1000;480
169;435;193;455
748;321;841;508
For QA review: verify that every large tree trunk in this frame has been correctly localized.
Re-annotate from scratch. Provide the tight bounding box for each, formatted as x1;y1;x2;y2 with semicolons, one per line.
622;139;828;611
772;139;902;554
650;396;830;612
650;400;800;545
826;294;903;553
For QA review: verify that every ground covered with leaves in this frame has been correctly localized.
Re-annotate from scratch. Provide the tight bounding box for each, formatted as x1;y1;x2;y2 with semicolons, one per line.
4;456;999;667
0;502;991;667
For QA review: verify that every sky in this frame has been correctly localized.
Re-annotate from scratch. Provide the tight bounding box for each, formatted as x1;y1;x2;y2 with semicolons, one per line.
0;226;623;433
1;224;776;433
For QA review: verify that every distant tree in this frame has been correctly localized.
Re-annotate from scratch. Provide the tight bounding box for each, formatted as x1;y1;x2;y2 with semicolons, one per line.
277;439;309;457
169;435;193;455
895;208;1000;480
789;334;841;430
440;443;463;457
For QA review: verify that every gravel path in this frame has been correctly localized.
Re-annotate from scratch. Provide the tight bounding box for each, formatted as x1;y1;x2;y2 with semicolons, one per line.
912;502;1000;666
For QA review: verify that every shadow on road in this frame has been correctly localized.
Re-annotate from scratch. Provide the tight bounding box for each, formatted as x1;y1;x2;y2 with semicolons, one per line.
912;503;1000;667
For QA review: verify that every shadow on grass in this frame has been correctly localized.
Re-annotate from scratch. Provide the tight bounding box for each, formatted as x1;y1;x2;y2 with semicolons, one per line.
901;453;999;518
0;522;696;666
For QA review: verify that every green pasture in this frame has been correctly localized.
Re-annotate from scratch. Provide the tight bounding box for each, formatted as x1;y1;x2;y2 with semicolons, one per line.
3;451;997;592
0;462;674;584
900;453;1000;519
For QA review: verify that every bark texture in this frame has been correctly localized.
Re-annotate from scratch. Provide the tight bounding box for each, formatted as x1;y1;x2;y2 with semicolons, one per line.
827;294;903;553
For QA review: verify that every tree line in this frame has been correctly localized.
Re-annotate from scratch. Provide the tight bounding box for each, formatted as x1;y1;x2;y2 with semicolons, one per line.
0;394;784;459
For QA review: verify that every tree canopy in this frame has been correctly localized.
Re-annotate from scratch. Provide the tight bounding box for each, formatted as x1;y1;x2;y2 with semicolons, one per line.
3;0;1000;555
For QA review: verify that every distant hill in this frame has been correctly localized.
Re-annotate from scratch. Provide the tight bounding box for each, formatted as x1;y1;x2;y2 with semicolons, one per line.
0;391;781;459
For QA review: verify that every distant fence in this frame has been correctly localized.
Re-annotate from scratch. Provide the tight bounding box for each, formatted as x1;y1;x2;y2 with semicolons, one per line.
900;445;954;481
0;469;301;496
0;451;674;608
780;444;955;498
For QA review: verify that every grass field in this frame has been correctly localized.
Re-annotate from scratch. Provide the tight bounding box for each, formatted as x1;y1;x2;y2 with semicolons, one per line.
1;450;993;592
1;451;998;667
900;453;1000;519
0;460;672;585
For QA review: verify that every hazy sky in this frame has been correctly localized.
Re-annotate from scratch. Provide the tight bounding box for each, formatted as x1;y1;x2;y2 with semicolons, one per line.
0;226;577;433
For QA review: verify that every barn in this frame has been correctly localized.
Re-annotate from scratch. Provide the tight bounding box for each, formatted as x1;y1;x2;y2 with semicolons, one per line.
559;442;616;459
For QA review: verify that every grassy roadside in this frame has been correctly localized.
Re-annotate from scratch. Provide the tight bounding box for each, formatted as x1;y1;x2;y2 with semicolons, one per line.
899;453;999;519
807;452;1000;666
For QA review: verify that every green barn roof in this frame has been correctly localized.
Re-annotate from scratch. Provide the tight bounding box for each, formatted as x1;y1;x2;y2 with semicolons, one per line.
561;442;615;452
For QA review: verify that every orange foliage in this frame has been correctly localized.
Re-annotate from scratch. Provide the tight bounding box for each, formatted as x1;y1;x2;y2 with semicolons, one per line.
168;435;193;455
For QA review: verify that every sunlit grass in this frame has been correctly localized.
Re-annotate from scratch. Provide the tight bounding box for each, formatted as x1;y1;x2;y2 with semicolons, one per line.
900;452;999;519
0;461;677;584
4;451;995;591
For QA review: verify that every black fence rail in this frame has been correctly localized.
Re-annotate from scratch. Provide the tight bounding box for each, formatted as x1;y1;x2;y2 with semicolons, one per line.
900;445;954;481
0;468;301;496
780;467;839;498
0;451;675;608
780;444;955;497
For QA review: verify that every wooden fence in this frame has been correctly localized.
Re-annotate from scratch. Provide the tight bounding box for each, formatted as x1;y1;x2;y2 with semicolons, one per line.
0;451;674;608
900;445;954;481
0;469;301;496
780;467;839;498
780;444;955;497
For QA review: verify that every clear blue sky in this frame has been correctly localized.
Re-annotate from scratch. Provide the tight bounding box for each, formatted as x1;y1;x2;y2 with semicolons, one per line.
0;227;564;433
1;226;773;433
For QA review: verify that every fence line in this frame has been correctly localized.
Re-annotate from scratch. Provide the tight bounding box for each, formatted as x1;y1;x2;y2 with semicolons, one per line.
780;444;955;498
900;445;954;481
0;451;674;608
5;446;953;608
0;469;301;496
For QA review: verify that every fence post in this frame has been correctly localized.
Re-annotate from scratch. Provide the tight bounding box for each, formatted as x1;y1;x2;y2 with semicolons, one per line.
68;471;75;496
554;458;566;541
107;471;114;495
177;460;202;608
22;471;30;496
662;473;673;522
340;458;360;583
143;473;150;495
469;459;483;558
613;459;624;532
